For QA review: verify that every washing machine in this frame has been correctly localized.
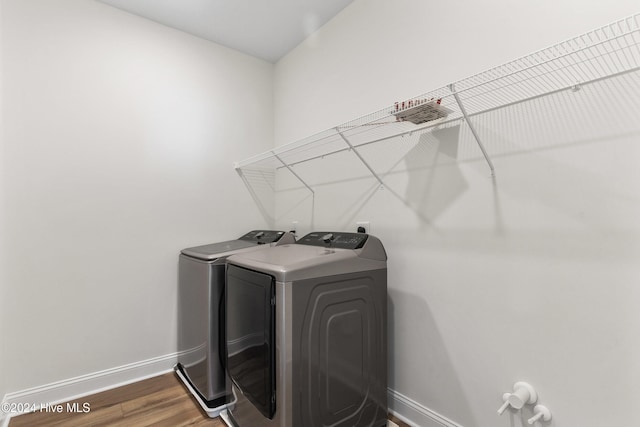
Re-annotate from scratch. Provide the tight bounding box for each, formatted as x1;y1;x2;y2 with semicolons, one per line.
175;230;296;418
222;231;387;427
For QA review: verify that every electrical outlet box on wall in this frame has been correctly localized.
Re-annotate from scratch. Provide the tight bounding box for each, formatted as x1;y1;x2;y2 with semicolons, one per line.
356;221;370;234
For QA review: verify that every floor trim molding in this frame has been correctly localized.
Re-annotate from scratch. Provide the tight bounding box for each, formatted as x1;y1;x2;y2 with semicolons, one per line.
0;352;179;427
388;388;465;427
2;355;464;427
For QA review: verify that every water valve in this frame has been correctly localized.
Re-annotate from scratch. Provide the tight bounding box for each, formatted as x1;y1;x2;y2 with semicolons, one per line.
497;382;538;415
527;404;552;425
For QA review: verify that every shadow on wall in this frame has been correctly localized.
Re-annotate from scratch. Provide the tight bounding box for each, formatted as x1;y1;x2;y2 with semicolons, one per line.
388;288;476;426
261;120;493;232
398;125;467;223
379;70;640;232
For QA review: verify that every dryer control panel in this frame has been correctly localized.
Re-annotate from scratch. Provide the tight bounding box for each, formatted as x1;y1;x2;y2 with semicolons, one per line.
238;230;286;244
296;232;368;249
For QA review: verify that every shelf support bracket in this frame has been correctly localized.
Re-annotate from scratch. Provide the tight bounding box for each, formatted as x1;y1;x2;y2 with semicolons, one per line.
337;129;385;188
272;151;315;194
449;83;495;176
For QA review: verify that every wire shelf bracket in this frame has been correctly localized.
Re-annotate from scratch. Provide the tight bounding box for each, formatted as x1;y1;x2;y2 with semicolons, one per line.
448;83;496;176
273;151;315;194
337;128;386;189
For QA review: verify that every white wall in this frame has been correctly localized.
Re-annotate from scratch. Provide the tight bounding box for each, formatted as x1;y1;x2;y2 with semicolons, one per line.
275;0;640;145
273;1;640;426
0;0;273;398
0;0;6;405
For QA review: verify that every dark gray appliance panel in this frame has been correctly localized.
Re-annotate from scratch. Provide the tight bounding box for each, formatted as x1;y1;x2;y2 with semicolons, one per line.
296;231;368;249
292;269;388;427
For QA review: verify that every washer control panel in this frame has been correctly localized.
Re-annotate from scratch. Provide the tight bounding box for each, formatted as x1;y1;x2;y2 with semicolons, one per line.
296;232;368;249
238;230;286;244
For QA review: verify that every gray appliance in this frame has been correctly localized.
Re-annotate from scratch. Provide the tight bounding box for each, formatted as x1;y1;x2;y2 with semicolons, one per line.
222;231;387;427
175;230;295;418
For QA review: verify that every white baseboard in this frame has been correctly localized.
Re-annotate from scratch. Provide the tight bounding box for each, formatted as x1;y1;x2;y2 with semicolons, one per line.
388;388;465;427
1;356;464;427
1;352;179;427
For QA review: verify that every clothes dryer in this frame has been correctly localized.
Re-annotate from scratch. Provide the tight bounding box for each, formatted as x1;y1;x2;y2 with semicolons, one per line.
175;230;295;417
222;232;387;427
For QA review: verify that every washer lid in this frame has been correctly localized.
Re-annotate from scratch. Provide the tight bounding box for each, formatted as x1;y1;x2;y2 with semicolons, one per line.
181;240;256;261
180;230;293;261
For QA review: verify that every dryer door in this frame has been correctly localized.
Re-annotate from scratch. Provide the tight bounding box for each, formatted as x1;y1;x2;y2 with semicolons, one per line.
226;264;276;420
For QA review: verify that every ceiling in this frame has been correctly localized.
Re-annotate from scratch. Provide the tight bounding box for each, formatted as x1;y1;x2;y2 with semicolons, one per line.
99;0;354;63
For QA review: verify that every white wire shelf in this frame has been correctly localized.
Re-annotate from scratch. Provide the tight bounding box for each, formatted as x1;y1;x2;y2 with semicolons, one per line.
235;13;640;192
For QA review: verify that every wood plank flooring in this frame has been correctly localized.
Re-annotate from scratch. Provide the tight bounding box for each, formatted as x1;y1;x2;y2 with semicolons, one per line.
9;372;410;426
9;373;223;427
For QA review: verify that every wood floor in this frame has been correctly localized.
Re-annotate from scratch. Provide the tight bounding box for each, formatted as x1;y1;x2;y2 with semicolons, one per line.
9;373;223;427
9;372;410;427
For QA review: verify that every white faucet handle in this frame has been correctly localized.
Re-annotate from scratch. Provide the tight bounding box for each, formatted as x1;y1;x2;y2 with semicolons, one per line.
527;404;552;424
497;382;538;416
497;399;510;415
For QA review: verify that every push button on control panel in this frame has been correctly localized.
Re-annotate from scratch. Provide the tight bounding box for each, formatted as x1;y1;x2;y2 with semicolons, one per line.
239;230;285;244
322;233;334;243
297;232;368;249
